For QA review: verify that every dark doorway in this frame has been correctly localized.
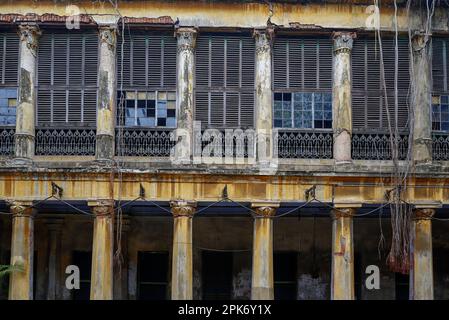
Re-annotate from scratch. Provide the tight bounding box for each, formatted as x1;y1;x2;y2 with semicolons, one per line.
274;252;297;300
72;251;92;300
395;272;409;300
354;253;362;300
202;251;233;300
137;251;169;300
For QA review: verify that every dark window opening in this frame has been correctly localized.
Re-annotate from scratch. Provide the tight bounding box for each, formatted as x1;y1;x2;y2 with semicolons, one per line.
117;90;176;128
354;253;362;300
432;95;449;131
273;92;332;129
137;251;169;300
72;251;92;300
202;251;233;300
274;252;297;300
395;272;409;300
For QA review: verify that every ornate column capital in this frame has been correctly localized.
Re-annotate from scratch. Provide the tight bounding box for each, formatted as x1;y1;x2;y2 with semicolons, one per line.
413;208;435;220
251;201;279;217
332;31;356;54
170;200;197;218
88;199;114;217
411;31;431;53
99;25;117;51
6;199;36;217
18;23;41;57
253;28;274;55
331;207;356;219
175;27;198;53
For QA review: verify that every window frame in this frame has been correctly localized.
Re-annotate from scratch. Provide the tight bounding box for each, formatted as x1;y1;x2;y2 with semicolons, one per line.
273;91;332;130
36;27;99;128
0;31;20;128
116;29;177;130
194;32;256;130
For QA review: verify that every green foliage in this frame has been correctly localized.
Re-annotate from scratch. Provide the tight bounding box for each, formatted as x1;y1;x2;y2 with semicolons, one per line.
0;263;24;279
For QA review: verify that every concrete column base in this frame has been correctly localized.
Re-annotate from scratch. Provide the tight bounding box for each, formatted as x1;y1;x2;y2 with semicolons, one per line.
95;134;114;160
14;133;34;160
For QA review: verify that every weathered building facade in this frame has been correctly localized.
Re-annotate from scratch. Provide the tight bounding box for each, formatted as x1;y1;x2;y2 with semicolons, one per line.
0;0;448;300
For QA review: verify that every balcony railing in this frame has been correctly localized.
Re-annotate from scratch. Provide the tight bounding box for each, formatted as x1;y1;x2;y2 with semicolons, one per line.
275;130;333;159
432;133;449;161
352;132;409;160
0;127;15;156
35;128;96;156
115;128;175;157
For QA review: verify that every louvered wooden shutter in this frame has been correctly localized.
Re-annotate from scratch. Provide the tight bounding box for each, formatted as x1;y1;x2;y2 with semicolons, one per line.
117;32;177;89
273;37;332;91
195;34;255;128
432;38;448;93
37;30;98;125
352;37;410;130
0;33;19;85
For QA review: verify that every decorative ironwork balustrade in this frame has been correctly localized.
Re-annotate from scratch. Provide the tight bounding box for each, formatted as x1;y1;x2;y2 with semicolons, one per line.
115;128;175;157
352;133;409;160
195;129;255;158
35;128;96;156
275;130;333;159
0;127;15;156
432;133;449;161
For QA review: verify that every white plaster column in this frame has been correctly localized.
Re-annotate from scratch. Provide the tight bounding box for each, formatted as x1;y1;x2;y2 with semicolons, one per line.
170;200;196;300
332;32;356;164
411;32;433;165
251;202;279;300
410;208;434;300
8;200;35;300
14;24;41;163
175;27;197;163
93;16;119;161
253;28;274;167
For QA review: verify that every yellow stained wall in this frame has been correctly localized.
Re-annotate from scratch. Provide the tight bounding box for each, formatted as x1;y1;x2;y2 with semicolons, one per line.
0;0;447;32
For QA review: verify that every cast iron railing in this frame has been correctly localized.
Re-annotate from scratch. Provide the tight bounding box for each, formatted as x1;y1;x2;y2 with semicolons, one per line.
275;130;333;159
115;128;175;157
352;132;409;160
0;127;15;156
432;133;449;161
35;128;96;156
